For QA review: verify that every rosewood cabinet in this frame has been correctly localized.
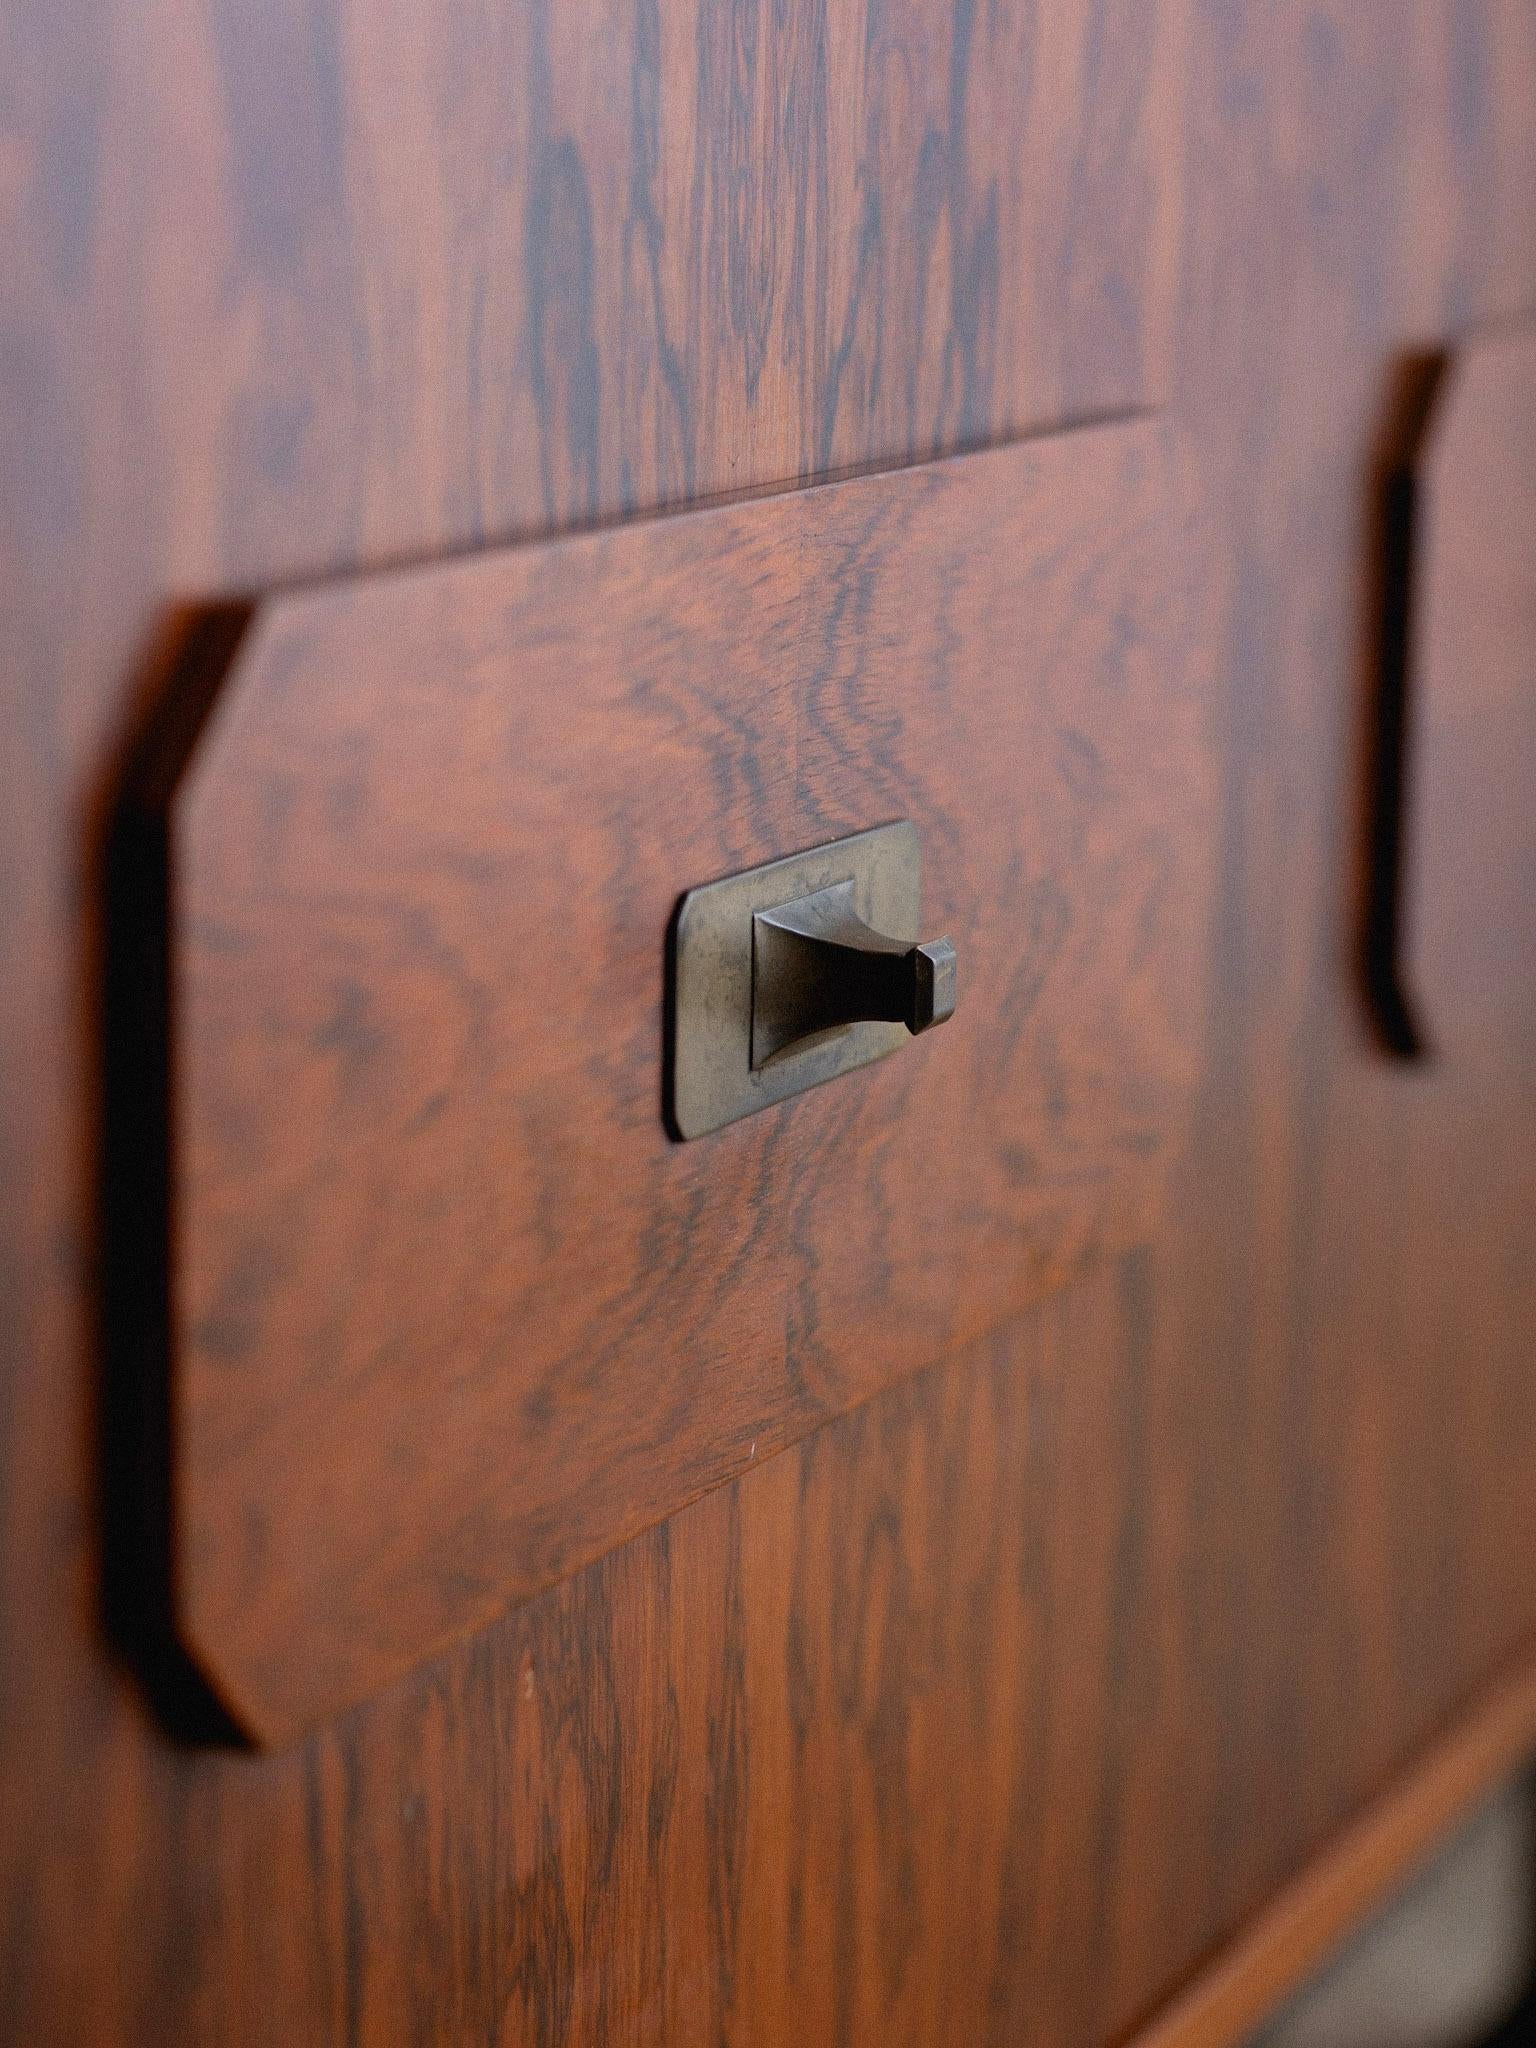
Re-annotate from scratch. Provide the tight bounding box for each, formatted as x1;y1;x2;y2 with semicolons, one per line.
2;5;1535;2044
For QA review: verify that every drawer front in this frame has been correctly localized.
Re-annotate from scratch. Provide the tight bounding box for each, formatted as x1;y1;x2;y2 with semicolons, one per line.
151;418;1215;1738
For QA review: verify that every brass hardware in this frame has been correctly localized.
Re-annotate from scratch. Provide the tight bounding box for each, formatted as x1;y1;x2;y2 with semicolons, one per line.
752;883;956;1065
668;823;956;1139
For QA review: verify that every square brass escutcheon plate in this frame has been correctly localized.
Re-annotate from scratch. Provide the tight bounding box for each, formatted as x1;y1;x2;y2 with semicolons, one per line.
667;821;923;1139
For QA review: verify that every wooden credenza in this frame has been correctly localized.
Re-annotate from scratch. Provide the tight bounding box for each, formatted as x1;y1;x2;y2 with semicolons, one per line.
2;5;1535;2044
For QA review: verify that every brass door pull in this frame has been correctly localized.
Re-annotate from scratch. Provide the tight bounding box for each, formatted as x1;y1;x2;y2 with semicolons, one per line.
752;882;956;1067
668;823;957;1138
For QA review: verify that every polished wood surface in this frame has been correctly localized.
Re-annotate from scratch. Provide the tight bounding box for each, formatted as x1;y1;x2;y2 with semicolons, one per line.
3;3;1536;2044
1405;328;1536;1077
164;422;1213;1739
1127;1636;1536;2048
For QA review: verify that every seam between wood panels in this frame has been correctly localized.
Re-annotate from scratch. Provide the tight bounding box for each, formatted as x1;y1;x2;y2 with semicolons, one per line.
198;405;1157;609
1116;1635;1536;2048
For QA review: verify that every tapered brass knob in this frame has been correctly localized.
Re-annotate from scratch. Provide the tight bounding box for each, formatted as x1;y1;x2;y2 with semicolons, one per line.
668;821;951;1139
752;879;957;1068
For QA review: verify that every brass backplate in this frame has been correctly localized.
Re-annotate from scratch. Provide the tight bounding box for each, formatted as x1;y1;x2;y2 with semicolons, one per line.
668;822;922;1139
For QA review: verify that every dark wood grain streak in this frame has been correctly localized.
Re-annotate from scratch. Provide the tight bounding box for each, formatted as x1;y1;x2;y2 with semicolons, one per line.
4;2;1536;2045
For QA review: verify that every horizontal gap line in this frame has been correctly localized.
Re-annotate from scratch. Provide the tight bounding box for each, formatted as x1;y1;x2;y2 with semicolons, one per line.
215;402;1157;608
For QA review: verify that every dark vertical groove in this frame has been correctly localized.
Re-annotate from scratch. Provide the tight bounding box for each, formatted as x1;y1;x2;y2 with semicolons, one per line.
1358;350;1450;1060
95;604;253;1745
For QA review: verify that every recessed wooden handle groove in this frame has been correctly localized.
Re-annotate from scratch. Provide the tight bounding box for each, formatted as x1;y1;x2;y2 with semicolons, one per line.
1359;350;1450;1061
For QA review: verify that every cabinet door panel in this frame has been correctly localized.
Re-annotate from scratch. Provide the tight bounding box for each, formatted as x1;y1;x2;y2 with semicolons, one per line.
147;419;1218;1739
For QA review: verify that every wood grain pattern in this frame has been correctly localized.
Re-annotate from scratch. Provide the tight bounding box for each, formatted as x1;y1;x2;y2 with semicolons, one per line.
164;422;1214;1739
1124;1635;1536;2048
4;2;1536;2045
1404;328;1536;1075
